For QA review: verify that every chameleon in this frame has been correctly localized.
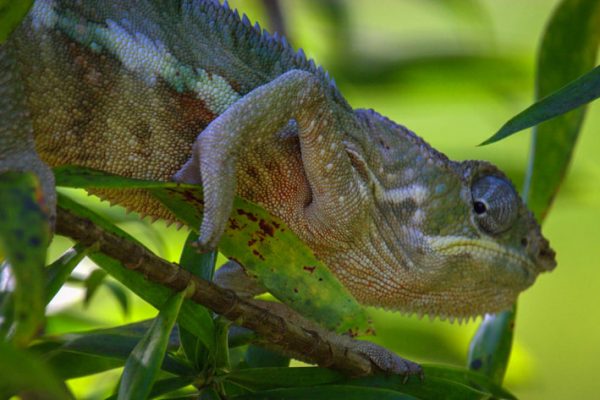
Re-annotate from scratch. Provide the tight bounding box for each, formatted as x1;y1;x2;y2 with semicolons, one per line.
1;0;555;372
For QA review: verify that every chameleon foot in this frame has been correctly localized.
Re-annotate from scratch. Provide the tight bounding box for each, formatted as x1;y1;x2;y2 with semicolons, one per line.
213;260;267;298
352;340;423;381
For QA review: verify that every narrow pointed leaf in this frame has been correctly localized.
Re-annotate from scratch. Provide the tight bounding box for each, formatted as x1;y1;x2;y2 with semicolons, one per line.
118;288;189;400
426;364;516;399
180;232;216;281
178;236;215;370
57;193;215;349
226;366;344;389
481;65;600;145
226;364;515;398
524;0;600;219
231;386;419;400
0;172;50;346
53;165;183;189
105;376;194;400
0;341;71;399
467;307;516;384
57;192;139;243
213;317;232;371
345;375;492;400
470;0;600;385
83;269;108;305
89;251;215;350
31;321;191;379
178;326;207;371
103;280;130;315
244;345;290;368
45;244;91;304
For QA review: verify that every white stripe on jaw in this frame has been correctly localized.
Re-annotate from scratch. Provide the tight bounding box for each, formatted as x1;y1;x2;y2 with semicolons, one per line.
382;184;429;205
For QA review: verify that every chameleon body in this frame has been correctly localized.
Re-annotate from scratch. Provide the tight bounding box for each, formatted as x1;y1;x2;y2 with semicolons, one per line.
1;0;555;321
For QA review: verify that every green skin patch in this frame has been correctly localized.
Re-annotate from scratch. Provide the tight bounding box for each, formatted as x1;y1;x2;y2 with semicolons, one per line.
54;166;371;335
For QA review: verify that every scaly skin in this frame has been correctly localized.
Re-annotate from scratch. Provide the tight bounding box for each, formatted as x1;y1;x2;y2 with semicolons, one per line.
1;0;555;321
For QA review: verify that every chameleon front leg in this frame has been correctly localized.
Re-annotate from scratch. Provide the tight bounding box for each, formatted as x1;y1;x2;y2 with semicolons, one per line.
175;70;367;250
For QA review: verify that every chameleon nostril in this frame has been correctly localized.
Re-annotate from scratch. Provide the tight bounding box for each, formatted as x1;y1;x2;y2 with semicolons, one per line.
520;238;528;247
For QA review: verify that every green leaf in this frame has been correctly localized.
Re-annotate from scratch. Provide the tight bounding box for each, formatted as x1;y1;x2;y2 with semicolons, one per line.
83;268;108;305
54;166;371;335
199;386;222;400
45;244;92;304
118;288;190;400
213;317;232;371
226;367;344;390
345;374;491;400
57;193;215;349
0;172;50;346
37;351;125;380
103;279;130;315
231;385;419;400
467;307;516;385
425;364;517;400
226;365;516;399
244;345;290;368
0;0;32;43
105;376;194;400
180;232;216;282
46;248;129;314
481;65;600;145
178;325;206;371
524;0;600;219
90;251;216;350
57;192;140;243
178;236;216;370
0;341;71;399
31;321;192;379
469;0;600;386
53;165;184;189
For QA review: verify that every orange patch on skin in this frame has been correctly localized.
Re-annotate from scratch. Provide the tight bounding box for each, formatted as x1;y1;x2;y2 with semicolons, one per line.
169;88;216;131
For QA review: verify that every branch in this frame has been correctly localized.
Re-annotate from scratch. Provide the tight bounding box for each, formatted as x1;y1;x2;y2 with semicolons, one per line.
55;206;379;376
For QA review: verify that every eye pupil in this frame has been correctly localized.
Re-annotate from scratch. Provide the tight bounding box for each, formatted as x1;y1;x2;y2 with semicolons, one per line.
471;175;519;235
473;201;487;214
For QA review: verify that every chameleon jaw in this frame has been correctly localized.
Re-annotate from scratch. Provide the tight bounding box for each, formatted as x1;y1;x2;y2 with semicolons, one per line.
426;235;536;285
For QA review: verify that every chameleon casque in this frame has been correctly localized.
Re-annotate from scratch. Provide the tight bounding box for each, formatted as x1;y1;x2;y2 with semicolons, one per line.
1;0;555;370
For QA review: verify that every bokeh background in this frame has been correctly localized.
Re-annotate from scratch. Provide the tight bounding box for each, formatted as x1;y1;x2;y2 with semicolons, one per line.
45;1;599;398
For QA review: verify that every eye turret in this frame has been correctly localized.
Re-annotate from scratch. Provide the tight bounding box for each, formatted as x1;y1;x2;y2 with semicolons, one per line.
471;176;519;234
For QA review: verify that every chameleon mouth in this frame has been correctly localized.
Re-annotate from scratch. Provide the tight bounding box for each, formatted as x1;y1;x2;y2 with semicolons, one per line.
426;235;536;278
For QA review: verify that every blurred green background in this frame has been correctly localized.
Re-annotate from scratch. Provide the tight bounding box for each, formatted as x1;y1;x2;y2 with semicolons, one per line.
44;0;599;398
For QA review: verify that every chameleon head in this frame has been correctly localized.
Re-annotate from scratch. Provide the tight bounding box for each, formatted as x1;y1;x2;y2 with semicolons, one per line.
330;111;556;319
413;160;555;318
367;159;555;319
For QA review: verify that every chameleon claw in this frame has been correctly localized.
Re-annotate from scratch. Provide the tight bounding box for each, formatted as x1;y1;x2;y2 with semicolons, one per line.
352;340;422;379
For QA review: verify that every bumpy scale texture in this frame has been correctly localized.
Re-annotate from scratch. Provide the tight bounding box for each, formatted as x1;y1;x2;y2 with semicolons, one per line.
1;0;556;319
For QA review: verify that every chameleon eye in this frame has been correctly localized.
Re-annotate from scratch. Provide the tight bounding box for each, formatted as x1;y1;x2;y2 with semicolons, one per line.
471;176;519;234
